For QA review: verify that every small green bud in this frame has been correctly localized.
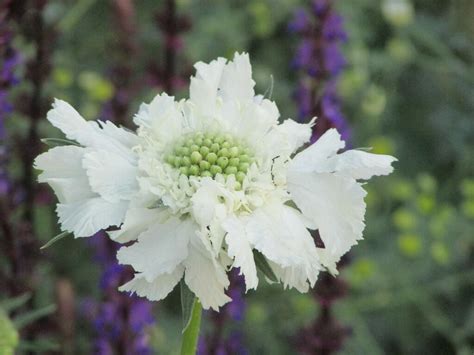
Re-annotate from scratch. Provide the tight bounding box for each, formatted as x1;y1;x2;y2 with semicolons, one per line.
236;171;246;183
206;152;218;164
190;144;200;152
225;166;238;175
179;166;189;175
214;136;225;144
229;146;239;157
222;141;231;148
234;181;242;190
203;138;213;147
229;157;240;167
240;154;250;163
200;146;210;157
218;148;229;158
165;155;175;165
174;156;182;167
210;143;220;153
182;156;191;166
217;157;229;169
191;151;202;164
239;162;249;172
201;170;212;178
189;165;200;175
199;160;210;171
210;165;222;175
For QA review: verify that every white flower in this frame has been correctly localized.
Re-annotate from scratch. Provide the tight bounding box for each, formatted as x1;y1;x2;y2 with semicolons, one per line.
35;53;396;310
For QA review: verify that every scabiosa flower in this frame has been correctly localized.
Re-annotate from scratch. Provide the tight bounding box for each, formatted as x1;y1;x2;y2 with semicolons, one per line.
34;53;396;310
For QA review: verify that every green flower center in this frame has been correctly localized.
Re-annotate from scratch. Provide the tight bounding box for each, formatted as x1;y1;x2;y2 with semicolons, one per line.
164;132;254;188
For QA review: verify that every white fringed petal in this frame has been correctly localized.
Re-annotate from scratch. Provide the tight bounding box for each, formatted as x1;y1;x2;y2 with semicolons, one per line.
56;197;128;238
183;236;231;311
117;217;194;282
321;149;397;180
245;203;320;287
190;57;226;116
108;207;166;243
287;171;367;263
222;216;258;291
119;266;184;301
83;149;138;203
35;145;93;203
219;52;255;103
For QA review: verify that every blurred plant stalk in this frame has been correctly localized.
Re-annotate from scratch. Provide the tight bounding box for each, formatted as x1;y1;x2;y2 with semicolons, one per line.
290;1;351;353
0;0;58;351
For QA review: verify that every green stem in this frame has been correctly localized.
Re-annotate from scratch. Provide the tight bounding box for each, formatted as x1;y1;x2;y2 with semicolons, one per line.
180;300;202;355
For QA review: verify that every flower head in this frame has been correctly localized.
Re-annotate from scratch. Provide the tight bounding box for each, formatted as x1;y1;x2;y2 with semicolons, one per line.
35;53;396;310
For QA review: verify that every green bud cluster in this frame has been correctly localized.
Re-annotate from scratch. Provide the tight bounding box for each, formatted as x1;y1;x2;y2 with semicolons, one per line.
164;132;255;187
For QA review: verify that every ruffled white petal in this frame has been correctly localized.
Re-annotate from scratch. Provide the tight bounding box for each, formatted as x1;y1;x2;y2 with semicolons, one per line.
262;118;312;160
222;216;258;291
245;203;320;287
47;99;99;146
57;197;128;238
219;52;255;103
320;149;397;179
108;207;166;243
47;99;137;160
119;266;184;301
117;217;193;282
83;149;138;203
190;57;226;116
35;146;94;203
269;261;311;293
289;128;345;173
134;94;183;145
287;170;367;263
183;236;231;310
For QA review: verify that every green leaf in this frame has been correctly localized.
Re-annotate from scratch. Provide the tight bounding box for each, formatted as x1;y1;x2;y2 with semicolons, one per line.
180;279;196;333
13;304;56;329
253;250;278;282
180;299;202;355
40;231;71;250
0;309;19;351
0;293;31;313
18;338;60;352
41;138;79;147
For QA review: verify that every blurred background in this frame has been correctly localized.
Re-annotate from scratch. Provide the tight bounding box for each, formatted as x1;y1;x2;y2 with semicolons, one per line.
1;0;473;354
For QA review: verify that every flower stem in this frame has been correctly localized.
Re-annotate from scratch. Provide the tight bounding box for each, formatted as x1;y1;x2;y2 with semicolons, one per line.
180;300;202;355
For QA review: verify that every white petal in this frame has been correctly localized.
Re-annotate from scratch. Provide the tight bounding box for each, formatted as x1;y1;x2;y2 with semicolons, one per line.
97;120;139;149
222;216;258;291
289;128;345;173
47;99;137;159
117;217;193;282
183;236;231;310
57;198;128;237
190;57;226;116
119;266;184;301
47;99;99;146
321;149;397;179
108;207;166;243
191;179;232;228
288;170;367;262
269;261;311;293
263;118;312;160
246;203;320;278
219;52;255;102
83;149;138;203
35;146;94;203
135;94;183;143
